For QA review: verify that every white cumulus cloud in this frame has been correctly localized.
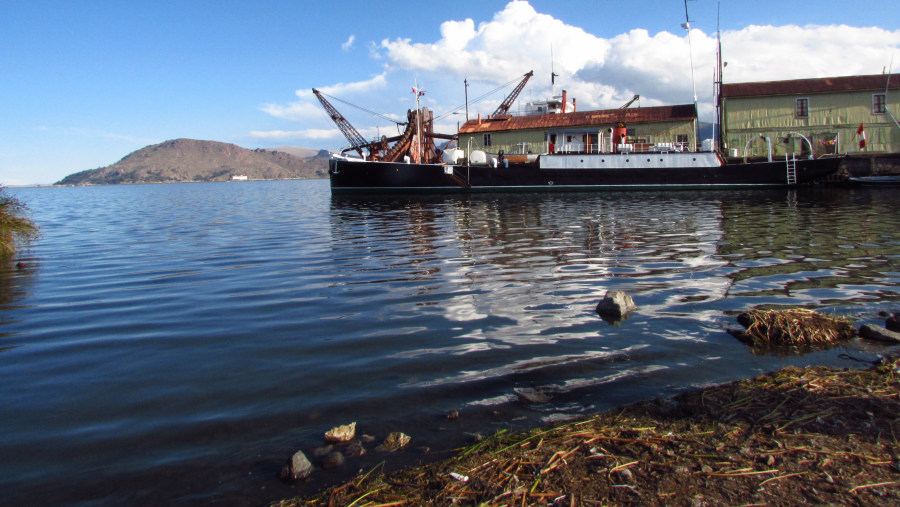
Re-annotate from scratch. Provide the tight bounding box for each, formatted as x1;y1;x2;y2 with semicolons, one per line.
257;0;900;149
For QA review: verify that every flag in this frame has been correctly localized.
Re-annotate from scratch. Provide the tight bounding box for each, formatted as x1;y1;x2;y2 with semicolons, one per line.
857;123;867;149
411;87;425;97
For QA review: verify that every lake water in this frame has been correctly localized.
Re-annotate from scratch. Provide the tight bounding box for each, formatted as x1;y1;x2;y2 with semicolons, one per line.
2;180;898;505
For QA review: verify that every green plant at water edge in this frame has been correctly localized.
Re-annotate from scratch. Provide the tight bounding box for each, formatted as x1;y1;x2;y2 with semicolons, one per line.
0;188;38;258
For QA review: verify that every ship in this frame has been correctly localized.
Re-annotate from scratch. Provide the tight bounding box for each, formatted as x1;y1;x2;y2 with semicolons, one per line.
313;73;842;194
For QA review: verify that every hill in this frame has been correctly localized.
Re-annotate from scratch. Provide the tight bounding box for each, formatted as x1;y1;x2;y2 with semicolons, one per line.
56;139;330;185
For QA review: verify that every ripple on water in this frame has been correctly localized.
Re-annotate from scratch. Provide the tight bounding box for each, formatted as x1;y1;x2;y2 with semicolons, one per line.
0;183;897;504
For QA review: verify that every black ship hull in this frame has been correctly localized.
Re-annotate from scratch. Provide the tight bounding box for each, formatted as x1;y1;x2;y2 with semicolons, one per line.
328;154;842;193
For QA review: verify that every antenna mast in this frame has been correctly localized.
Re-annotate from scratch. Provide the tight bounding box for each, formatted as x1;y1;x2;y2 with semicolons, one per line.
550;44;559;95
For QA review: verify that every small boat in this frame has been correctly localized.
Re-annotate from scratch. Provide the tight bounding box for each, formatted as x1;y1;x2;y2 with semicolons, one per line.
848;175;900;185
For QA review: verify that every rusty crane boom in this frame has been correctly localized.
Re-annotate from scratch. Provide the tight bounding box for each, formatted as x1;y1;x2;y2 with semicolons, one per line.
491;70;533;117
312;88;455;163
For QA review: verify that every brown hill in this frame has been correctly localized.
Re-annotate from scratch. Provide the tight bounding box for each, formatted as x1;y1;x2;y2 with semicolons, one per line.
55;139;330;185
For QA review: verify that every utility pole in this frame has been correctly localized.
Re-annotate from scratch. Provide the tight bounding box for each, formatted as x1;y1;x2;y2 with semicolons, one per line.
464;78;469;121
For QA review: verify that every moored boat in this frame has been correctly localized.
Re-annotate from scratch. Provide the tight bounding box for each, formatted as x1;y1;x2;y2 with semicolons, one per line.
314;79;842;194
327;149;842;193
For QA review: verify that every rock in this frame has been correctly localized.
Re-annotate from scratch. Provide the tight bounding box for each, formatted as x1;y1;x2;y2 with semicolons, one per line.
886;313;900;333
859;324;900;343
322;451;345;469
377;432;411;452
595;290;637;322
324;422;356;443
612;468;634;482
345;441;367;457
515;387;552;403
279;450;314;480
726;328;752;344
736;312;753;329
445;410;459;420
311;444;334;457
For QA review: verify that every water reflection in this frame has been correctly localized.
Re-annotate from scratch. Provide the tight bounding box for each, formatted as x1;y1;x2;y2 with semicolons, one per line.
331;188;899;320
0;258;36;348
718;188;900;307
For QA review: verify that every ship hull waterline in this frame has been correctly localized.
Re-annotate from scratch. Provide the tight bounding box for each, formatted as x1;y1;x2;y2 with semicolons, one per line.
328;156;843;194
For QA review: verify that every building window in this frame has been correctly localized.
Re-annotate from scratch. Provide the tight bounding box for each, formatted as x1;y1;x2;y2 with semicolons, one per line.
873;94;887;114
795;98;809;118
675;134;689;146
483;134;492;147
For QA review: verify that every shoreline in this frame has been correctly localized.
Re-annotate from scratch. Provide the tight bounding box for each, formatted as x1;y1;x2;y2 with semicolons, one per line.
274;352;899;506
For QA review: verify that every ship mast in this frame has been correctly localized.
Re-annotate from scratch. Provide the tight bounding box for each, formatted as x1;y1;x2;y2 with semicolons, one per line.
413;79;425;162
683;0;699;118
715;0;724;151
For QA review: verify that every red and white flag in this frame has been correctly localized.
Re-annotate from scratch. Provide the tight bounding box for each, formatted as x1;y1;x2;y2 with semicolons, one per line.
857;123;867;149
411;87;425;97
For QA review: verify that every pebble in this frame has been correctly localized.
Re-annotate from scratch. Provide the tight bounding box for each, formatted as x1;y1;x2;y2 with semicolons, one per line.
279;450;314;480
322;451;345;469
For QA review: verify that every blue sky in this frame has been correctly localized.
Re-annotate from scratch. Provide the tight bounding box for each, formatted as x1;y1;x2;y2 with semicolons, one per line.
2;0;898;185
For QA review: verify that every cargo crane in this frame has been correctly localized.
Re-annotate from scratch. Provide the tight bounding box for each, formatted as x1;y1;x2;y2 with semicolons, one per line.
312;88;454;163
491;70;533;117
312;88;370;158
619;94;640;109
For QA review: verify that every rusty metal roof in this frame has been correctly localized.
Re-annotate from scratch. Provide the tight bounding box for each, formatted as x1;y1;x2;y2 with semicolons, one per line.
721;73;900;98
457;104;697;134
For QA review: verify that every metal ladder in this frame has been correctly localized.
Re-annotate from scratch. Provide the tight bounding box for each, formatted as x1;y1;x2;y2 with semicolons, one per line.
785;155;797;185
451;167;471;188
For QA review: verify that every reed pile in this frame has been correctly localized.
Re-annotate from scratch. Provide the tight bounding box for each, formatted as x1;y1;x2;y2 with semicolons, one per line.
736;308;856;349
274;354;900;506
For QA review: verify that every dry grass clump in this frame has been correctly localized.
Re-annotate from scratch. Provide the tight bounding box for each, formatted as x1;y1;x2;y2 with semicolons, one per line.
0;188;38;258
736;308;855;348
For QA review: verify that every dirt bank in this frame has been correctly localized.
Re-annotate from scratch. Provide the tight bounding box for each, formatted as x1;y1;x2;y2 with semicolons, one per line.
274;352;899;506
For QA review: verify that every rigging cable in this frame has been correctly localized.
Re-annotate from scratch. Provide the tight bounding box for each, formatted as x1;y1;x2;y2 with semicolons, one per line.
433;74;533;122
316;91;407;125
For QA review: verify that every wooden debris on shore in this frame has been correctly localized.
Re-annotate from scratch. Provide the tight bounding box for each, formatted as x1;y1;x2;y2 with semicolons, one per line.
733;308;855;349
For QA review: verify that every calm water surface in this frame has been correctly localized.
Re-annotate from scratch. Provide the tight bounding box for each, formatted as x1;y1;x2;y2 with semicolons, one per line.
1;180;898;505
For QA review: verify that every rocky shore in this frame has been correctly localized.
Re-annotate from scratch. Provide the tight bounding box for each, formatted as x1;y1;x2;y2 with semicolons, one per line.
273;350;899;506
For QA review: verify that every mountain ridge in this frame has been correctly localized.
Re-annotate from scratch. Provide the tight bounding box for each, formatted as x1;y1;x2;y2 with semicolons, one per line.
56;139;330;185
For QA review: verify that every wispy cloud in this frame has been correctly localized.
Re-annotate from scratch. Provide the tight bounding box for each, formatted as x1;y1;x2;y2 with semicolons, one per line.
261;73;390;121
250;128;342;140
341;34;355;51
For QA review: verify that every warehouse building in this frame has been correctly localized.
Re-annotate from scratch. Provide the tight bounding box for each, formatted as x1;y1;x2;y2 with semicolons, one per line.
720;74;900;159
